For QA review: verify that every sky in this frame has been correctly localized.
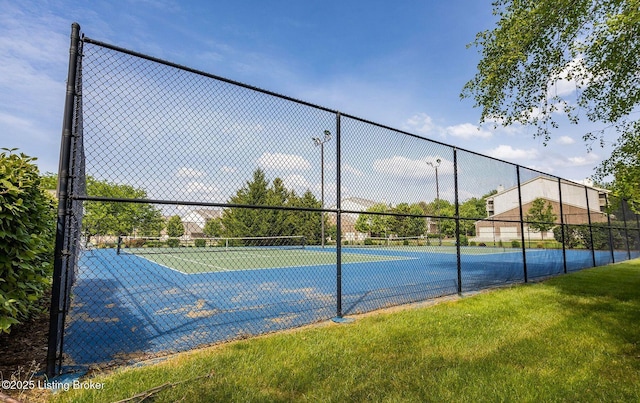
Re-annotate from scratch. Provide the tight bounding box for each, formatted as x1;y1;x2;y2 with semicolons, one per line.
0;0;616;206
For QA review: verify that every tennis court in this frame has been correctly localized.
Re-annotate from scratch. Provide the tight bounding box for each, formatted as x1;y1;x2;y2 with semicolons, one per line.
121;245;410;274
62;240;623;369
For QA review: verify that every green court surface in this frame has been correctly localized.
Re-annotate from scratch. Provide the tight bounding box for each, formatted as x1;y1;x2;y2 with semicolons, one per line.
122;248;408;274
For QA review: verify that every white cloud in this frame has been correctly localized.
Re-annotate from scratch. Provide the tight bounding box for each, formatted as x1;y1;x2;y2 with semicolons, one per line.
487;145;539;161
557;136;575;145
403;113;436;135
373;155;453;178
566;153;600;166
444;123;492;139
257;152;311;171
547;57;591;98
282;174;313;190
176;167;205;178
184;181;218;194
342;163;363;177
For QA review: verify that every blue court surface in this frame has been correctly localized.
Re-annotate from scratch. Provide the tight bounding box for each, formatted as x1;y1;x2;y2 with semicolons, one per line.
62;245;632;369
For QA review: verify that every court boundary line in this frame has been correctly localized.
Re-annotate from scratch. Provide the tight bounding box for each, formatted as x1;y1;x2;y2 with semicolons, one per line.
125;250;418;275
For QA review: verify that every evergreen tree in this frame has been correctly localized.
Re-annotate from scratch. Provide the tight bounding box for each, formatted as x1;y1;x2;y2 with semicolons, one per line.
288;190;323;245
222;169;270;237
221;169;325;243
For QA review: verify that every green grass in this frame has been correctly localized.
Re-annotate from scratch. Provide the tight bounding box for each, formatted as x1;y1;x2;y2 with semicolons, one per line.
51;259;640;402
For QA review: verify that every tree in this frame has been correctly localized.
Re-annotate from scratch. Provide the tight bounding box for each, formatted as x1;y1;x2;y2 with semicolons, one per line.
287;190;324;245
389;203;426;238
355;203;391;238
38;173;165;239
203;218;223;238
458;199;482;236
462;0;640;212
58;176;165;238
525;198;557;241
166;215;184;238
0;150;56;333
222;169;270;237
221;169;325;243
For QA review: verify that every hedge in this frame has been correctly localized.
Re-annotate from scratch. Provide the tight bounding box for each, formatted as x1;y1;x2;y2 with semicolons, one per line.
0;149;55;333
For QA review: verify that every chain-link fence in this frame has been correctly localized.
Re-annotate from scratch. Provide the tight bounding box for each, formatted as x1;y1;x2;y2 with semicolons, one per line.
47;24;640;376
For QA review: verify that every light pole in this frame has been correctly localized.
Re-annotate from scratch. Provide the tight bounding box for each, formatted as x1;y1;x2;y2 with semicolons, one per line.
312;130;331;248
427;158;441;246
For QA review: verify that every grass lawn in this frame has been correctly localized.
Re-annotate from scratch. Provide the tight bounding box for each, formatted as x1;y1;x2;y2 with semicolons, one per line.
49;259;640;402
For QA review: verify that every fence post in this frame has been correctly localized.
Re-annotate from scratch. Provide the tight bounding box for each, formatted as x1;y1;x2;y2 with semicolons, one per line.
637;214;640;257
584;185;596;267
47;22;81;378
453;149;462;294
516;166;528;283
335;112;343;318
604;193;615;263
621;200;631;260
558;178;567;274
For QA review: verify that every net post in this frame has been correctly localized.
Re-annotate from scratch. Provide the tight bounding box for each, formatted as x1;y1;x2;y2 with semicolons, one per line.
116;236;122;255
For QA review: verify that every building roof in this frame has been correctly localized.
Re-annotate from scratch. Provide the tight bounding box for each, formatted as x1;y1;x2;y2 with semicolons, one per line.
329;197;378;211
192;209;223;220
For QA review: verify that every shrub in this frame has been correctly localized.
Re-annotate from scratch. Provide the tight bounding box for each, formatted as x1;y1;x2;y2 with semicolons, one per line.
458;235;469;246
166;238;180;248
125;239;146;248
194;239;206;247
0;149;56;333
511;240;521;248
364;238;373;245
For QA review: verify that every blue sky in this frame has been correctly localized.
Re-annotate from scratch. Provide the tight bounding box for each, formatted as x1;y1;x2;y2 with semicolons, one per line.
1;0;614;205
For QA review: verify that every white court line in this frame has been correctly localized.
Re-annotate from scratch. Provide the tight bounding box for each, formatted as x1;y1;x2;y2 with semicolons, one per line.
122;253;191;276
167;254;229;271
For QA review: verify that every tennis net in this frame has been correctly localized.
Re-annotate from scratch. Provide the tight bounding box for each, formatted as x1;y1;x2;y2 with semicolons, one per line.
342;236;431;247
117;235;307;255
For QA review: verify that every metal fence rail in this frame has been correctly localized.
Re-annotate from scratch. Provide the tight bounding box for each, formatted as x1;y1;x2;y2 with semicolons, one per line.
47;24;640;377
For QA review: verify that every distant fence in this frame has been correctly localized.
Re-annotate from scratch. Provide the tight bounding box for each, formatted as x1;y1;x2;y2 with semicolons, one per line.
47;24;640;377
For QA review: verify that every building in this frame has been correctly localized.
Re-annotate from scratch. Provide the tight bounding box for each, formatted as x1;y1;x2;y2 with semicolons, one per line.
328;197;378;241
161;209;223;239
473;176;609;243
182;209;223;230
